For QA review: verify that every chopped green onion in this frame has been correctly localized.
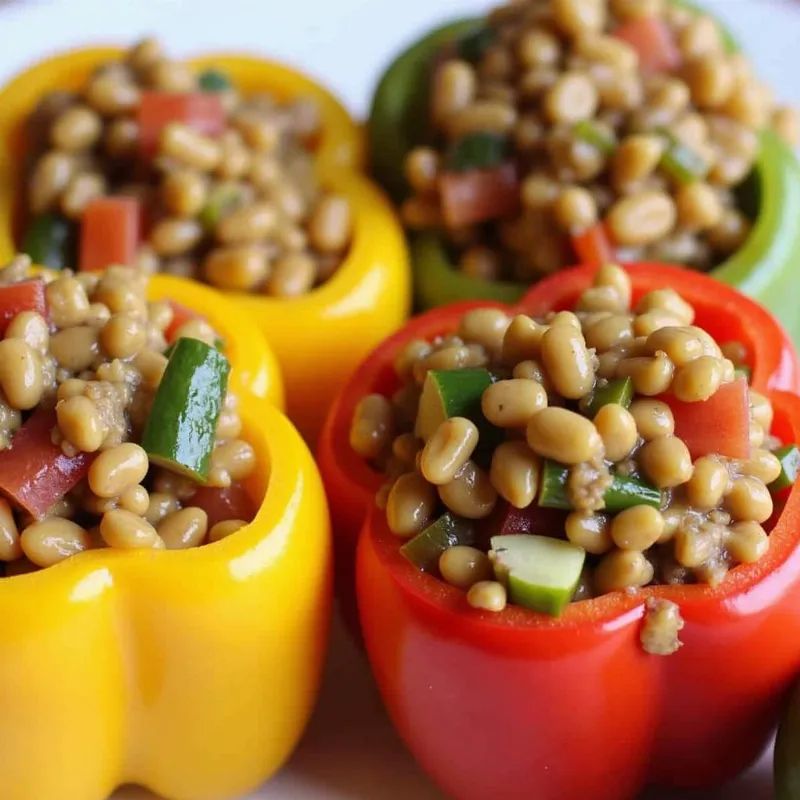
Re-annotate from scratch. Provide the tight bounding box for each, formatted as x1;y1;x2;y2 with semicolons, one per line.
660;140;709;184
457;25;497;63
584;378;634;417
400;513;476;572
198;183;246;230
573;120;617;155
198;68;233;93
445;132;510;173
539;460;662;511
770;445;800;494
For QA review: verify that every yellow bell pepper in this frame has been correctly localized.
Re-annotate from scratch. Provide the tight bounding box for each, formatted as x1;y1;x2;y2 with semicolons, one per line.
0;272;332;800
0;47;411;444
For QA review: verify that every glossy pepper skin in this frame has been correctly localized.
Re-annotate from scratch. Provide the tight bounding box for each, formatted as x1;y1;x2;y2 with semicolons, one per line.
358;396;800;799
318;262;800;633
0;48;411;445
0;274;332;800
367;12;800;342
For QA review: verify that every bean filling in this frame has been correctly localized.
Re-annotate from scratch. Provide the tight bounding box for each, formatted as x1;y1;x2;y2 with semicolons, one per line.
0;255;257;579
402;0;799;280
350;263;799;655
23;38;353;295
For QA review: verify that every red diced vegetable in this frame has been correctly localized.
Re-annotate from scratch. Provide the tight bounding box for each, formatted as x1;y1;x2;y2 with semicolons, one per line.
79;197;141;272
664;378;750;460
0;279;47;337
137;92;225;157
192;484;256;528
165;301;200;343
481;501;567;543
439;163;520;228
613;17;681;74
571;223;616;267
0;409;94;519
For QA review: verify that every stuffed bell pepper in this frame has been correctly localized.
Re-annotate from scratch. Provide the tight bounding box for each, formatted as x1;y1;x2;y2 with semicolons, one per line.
0;255;331;800
318;260;800;798
367;0;800;341
0;40;410;442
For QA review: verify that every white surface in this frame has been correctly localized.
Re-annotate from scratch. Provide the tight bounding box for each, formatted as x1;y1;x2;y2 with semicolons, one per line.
0;0;798;797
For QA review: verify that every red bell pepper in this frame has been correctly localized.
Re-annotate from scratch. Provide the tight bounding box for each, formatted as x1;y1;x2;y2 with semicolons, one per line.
665;377;750;460
571;222;615;267
164;300;201;343
439;163;521;228
79;197;140;272
0;408;94;518
318;262;800;633
317;261;800;798
358;387;800;798
0;278;46;336
137;91;225;158
613;17;682;74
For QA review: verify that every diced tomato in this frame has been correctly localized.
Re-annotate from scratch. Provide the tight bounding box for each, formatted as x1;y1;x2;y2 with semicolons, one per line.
439;163;521;228
137;92;225;158
0;409;94;519
164;301;200;343
79;197;141;272
0;279;47;337
613;17;681;74
663;378;750;460
192;484;256;528
571;222;616;267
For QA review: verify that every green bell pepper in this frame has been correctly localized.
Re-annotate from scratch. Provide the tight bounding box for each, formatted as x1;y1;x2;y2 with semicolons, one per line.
368;8;800;345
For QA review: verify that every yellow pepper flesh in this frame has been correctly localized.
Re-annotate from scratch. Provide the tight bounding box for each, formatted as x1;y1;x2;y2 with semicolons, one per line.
0;276;331;800
0;48;410;444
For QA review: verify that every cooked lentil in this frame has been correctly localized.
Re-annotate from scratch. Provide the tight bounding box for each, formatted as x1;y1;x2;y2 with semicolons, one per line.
24;39;352;295
0;256;257;578
350;263;797;654
401;0;797;280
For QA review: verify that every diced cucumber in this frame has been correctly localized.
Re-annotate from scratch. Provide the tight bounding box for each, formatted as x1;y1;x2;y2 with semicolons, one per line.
198;68;233;93
415;367;494;441
456;24;497;63
490;534;585;616
539;460;662;511
163;336;225;360
770;445;800;494
585;378;633;417
573;120;616;155
400;513;476;572
660;140;709;184
445;132;509;173
141;337;231;482
22;212;75;270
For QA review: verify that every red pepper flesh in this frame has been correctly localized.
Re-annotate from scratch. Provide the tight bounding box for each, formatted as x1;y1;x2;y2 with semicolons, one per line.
164;300;200;343
137;92;225;158
0;409;94;518
665;377;751;460
0;278;46;336
79;197;140;272
613;17;682;74
439;163;521;228
571;222;615;267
